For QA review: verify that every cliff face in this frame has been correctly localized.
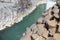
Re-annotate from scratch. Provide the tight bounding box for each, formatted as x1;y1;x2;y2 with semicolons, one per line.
0;0;18;30
0;0;33;30
0;0;46;30
18;0;32;11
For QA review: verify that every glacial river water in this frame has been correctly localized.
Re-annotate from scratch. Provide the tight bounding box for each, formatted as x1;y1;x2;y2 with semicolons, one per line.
0;4;46;40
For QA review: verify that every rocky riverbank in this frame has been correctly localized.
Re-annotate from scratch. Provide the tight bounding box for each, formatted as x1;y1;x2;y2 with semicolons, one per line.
20;2;60;40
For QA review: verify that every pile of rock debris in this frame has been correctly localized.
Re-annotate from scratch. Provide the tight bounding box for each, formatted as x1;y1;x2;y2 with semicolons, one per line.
20;2;60;40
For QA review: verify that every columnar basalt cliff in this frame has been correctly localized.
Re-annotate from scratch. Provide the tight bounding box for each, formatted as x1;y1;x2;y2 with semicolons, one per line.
21;2;60;40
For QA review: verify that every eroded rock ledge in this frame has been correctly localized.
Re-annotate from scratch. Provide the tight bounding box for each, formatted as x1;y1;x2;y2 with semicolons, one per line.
0;0;46;30
20;2;60;40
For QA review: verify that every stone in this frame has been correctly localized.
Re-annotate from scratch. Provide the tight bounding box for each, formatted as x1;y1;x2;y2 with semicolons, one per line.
53;5;58;9
46;37;55;40
30;24;38;33
44;12;53;22
31;34;39;39
37;29;43;36
54;33;60;40
37;17;44;24
54;13;59;18
52;7;59;14
20;2;60;40
21;35;31;40
37;24;49;38
47;19;57;27
37;24;45;28
58;22;60;32
42;30;49;38
26;27;32;36
35;36;45;40
49;28;56;35
57;27;60;33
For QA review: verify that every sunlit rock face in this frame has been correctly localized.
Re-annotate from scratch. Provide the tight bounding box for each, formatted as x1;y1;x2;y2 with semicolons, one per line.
21;2;60;40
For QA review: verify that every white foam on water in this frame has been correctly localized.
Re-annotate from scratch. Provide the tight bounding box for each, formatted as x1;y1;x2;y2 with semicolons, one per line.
46;0;56;10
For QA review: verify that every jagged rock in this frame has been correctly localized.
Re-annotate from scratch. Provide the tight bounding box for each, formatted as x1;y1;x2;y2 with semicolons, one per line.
31;34;40;40
21;35;31;40
31;34;45;40
54;33;60;40
21;2;60;40
42;30;49;38
26;27;32;36
47;19;57;27
35;36;45;40
54;13;59;18
30;24;38;34
44;11;53;22
49;28;56;35
37;24;49;38
46;37;55;40
58;22;60;32
37;17;44;24
52;7;59;14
